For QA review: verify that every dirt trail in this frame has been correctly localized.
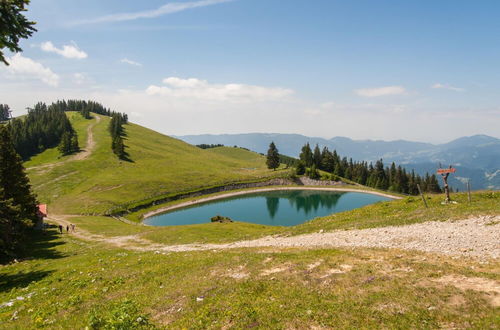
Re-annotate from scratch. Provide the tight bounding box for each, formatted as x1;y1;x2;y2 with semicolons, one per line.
26;115;101;171
48;214;500;259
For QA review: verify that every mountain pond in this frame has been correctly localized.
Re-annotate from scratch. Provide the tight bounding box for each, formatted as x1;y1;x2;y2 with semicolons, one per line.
144;190;391;227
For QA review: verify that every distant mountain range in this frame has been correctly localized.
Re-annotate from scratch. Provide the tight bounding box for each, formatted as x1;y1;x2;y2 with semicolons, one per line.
176;133;500;191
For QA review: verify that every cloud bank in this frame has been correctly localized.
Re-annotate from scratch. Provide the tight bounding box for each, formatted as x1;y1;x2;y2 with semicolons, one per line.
3;54;59;86
146;77;293;102
355;86;407;97
41;41;88;59
120;58;142;67
73;0;233;25
431;83;465;92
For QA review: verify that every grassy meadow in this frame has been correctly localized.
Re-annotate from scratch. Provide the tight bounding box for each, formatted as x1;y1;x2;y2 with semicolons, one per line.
0;227;498;329
2;112;497;328
25;113;285;215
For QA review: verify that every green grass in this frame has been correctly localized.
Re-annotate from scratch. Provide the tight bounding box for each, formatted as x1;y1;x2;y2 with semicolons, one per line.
68;191;499;246
1;228;498;329
25;113;283;215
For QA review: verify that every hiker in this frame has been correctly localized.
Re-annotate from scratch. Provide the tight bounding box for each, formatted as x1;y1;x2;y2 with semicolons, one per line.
66;225;69;233
71;224;76;232
58;225;63;234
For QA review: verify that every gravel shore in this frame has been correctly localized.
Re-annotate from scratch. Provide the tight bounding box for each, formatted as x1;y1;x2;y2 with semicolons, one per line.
159;215;500;258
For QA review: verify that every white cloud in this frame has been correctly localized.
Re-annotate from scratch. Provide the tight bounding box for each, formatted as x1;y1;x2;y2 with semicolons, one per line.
431;83;465;92
73;72;92;85
40;41;88;59
146;77;293;102
73;0;233;25
355;86;407;97
3;54;59;86
120;58;142;67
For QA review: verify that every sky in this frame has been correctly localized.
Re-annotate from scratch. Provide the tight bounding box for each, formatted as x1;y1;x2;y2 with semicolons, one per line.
1;0;499;143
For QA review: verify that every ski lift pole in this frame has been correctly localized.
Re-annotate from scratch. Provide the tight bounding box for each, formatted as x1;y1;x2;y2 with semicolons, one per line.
417;184;428;208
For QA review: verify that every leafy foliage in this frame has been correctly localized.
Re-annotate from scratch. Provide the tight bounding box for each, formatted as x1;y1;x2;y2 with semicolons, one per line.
0;0;37;65
87;299;152;329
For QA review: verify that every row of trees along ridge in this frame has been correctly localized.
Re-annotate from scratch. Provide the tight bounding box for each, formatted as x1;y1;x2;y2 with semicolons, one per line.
109;113;128;159
297;143;442;194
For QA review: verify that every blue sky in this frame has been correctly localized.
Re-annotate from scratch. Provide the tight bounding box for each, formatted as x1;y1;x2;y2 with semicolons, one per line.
1;0;499;142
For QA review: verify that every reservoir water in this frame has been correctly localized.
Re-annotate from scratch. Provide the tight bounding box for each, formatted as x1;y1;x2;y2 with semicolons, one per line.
144;190;391;227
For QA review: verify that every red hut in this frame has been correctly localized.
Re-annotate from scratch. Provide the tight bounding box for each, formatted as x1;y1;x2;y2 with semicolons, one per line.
36;204;47;229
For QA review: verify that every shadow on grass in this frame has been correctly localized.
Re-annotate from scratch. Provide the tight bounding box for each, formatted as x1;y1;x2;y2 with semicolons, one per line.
0;227;65;292
0;270;54;293
27;226;66;261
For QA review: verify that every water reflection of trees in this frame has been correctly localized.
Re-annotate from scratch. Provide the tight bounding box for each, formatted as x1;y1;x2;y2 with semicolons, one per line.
266;197;279;218
265;191;344;216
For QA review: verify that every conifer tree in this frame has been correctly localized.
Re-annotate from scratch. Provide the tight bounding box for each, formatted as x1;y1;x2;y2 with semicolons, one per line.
266;142;280;170
313;144;322;167
0;126;38;260
58;131;71;155
299;143;313;167
70;133;79;153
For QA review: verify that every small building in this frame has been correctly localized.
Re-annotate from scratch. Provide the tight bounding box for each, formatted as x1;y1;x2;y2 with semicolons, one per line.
36;204;47;230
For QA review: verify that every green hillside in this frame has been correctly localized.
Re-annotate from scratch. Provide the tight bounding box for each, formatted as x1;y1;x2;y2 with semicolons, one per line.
25;113;283;215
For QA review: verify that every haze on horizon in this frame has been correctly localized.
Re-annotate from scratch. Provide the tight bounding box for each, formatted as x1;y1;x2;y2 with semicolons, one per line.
1;0;499;144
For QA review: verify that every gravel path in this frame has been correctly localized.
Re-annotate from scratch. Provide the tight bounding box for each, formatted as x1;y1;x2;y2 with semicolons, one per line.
51;214;500;259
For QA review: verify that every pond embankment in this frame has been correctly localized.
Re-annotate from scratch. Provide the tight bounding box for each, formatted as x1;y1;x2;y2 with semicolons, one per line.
141;178;401;220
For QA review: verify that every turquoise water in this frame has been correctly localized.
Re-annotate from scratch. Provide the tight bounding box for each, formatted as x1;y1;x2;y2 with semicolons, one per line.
144;190;390;227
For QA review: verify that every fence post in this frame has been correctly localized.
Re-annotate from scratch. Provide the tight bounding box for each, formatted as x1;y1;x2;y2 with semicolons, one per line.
467;180;472;203
417;184;428;208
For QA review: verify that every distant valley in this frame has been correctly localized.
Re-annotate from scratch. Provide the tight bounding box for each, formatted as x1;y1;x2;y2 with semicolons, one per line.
177;133;500;191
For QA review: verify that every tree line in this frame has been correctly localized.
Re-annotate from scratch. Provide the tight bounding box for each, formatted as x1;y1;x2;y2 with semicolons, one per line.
8;102;79;159
196;144;225;149
49;99;128;122
297;143;442;194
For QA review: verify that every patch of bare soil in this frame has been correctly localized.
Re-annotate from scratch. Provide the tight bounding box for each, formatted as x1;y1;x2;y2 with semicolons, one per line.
432;275;500;307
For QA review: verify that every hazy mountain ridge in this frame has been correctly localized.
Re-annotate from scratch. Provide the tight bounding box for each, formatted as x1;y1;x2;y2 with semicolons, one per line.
177;133;500;190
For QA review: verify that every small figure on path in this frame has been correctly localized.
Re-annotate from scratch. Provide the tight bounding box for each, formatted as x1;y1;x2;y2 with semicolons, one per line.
66;225;69;233
58;225;63;234
71;224;76;232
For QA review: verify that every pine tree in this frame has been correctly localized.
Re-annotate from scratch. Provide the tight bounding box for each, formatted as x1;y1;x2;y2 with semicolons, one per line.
58;131;71;155
0;126;38;260
313;144;322;167
112;136;125;159
266;142;280;170
70;133;79;153
299;143;313;167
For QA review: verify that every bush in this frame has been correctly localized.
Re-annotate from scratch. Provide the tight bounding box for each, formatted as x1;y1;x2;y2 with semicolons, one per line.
295;161;306;175
87;300;152;329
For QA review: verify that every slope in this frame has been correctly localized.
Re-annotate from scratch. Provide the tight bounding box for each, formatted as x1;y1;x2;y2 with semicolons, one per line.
25;113;282;215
